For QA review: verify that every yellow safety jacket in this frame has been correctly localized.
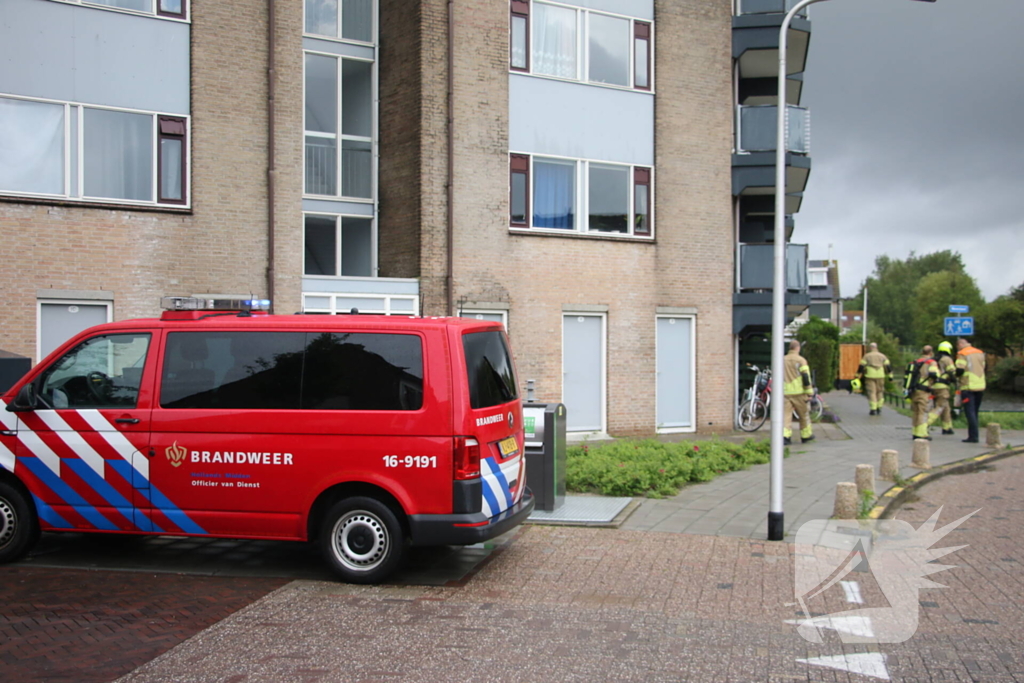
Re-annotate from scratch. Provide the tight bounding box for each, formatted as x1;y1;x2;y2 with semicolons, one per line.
933;354;956;390
859;350;892;380
956;346;987;392
783;351;813;396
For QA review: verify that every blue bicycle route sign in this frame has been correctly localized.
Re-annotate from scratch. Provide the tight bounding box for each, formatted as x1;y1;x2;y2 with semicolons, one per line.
944;316;974;336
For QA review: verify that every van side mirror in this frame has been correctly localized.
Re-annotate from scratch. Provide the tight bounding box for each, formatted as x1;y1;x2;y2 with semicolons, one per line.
7;384;38;412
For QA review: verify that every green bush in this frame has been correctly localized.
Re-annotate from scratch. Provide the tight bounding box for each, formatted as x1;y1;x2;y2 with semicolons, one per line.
798;317;840;390
990;356;1024;391
566;438;773;498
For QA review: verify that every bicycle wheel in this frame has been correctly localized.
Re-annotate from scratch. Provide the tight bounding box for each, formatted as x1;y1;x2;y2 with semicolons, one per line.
809;395;824;421
737;397;768;432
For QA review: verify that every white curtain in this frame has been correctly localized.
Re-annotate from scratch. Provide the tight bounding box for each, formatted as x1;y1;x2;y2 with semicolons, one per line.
533;3;576;79
0;98;64;195
84;108;153;202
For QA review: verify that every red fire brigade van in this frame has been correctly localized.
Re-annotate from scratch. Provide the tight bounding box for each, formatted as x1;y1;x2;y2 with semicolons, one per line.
0;297;533;583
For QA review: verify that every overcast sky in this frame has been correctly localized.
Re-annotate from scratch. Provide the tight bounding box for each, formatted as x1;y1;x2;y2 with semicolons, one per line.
798;0;1024;302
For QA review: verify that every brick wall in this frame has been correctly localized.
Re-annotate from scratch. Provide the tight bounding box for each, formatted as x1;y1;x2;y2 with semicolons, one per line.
0;1;310;362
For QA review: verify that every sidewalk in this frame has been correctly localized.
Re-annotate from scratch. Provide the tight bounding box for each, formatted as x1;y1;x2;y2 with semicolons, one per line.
622;390;1023;540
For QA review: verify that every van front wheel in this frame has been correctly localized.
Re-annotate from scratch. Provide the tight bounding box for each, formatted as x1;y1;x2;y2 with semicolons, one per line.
320;497;405;584
0;480;38;564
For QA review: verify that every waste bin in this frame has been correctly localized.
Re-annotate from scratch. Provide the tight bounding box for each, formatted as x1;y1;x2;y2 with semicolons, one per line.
523;402;566;511
0;349;30;394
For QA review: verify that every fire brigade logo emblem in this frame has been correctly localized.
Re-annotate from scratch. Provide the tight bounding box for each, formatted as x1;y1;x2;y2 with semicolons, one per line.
166;441;187;468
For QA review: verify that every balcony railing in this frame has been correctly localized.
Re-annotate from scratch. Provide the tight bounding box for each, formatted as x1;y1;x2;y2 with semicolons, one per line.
738;105;810;154
738;242;808;292
305;137;374;199
738;0;808;16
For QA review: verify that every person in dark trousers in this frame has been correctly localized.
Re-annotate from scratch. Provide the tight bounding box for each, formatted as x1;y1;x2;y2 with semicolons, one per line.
955;337;987;443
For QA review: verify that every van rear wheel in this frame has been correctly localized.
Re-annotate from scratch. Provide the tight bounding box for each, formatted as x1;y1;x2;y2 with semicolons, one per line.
0;480;38;564
320;497;405;584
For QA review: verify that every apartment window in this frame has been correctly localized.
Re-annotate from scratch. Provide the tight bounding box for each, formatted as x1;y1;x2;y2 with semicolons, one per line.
53;0;188;19
634;22;651;90
808;270;828;286
513;1;653;91
510;154;529;226
304;214;374;277
306;0;374;42
0;95;188;207
510;154;652;238
158;117;186;204
0;97;64;196
305;53;373;199
510;0;529;71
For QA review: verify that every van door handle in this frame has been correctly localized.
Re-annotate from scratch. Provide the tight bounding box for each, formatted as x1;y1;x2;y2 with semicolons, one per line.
0;430;15;437
115;417;140;425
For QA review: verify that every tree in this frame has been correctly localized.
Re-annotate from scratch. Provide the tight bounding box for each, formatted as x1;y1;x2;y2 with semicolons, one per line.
911;270;985;349
849;250;967;347
840;322;905;370
975;296;1024;357
796;317;840;389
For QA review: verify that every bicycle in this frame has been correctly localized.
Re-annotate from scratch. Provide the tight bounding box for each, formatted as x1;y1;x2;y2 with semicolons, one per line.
738;364;824;431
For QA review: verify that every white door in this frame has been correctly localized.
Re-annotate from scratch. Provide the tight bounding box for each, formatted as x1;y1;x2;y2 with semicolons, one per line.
39;301;111;361
657;316;694;431
562;314;604;433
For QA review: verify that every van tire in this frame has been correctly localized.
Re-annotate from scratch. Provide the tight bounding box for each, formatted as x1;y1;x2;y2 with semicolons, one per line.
0;480;38;564
320;497;405;584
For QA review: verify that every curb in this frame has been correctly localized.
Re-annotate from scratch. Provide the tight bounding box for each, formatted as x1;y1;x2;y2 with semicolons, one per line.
868;444;1024;519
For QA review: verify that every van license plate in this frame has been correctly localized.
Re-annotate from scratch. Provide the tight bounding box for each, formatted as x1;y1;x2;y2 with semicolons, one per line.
498;436;519;457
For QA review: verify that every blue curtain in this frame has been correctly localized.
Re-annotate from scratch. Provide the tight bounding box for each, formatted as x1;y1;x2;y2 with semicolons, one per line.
533;160;575;229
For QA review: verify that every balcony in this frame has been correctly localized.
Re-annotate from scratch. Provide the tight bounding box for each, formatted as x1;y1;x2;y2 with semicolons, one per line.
733;243;810;335
738;104;810;154
733;11;811;84
738;0;808;16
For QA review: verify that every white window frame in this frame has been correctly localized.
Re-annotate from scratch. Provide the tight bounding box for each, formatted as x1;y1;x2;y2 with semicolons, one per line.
302;51;377;202
561;310;607;437
459;308;509;333
808;269;828;286
518;1;655;93
0;93;190;208
302;0;377;44
655;313;696;435
35;299;113;363
47;0;190;22
511;152;654;239
301;291;418;316
303;212;378;278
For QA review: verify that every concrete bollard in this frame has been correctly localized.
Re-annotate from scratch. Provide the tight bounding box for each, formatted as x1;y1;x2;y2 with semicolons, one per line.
880;449;900;481
987;423;1002;449
911;439;930;469
855;464;875;496
834;482;859;519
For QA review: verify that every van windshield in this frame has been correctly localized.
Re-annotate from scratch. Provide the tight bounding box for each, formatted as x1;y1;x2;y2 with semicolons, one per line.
463;330;518;409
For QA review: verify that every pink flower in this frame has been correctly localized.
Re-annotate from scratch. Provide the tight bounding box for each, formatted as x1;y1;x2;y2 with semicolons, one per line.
693;445;700;452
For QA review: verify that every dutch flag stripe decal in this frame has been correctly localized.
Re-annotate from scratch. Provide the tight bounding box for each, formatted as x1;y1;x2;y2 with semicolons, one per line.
31;493;72;529
37;411;107;478
0;441;14;473
485;457;515;509
78;410;149;481
145;485;206;535
63;459;137;527
20;457;119;531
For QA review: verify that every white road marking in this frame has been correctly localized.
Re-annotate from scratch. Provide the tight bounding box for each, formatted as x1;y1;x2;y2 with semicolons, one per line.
797;653;890;680
841;580;865;604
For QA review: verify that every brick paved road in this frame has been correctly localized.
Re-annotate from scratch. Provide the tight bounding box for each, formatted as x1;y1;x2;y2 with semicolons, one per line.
115;455;1024;683
0;567;286;683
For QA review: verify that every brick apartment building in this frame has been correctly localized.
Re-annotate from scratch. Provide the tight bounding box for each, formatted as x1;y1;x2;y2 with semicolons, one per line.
0;0;812;436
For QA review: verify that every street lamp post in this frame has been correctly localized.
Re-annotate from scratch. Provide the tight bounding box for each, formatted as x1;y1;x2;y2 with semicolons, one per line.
768;0;936;542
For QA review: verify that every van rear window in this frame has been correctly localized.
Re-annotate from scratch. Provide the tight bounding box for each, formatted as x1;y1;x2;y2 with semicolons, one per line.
463;330;518;409
160;331;423;410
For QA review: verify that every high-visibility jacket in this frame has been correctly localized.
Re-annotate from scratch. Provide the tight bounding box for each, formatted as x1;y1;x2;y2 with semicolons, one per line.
783;350;813;396
912;356;939;393
933;353;956;390
956;345;987;391
859;350;892;380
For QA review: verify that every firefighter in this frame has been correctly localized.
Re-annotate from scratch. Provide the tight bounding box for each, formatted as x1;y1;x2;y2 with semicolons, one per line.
956;337;987;443
928;340;957;435
910;345;939;441
857;342;892;416
783;339;815;445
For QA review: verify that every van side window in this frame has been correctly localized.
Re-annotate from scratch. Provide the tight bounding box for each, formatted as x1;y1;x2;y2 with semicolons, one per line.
37;334;151;409
161;332;305;409
463;330;518;409
302;332;424;410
